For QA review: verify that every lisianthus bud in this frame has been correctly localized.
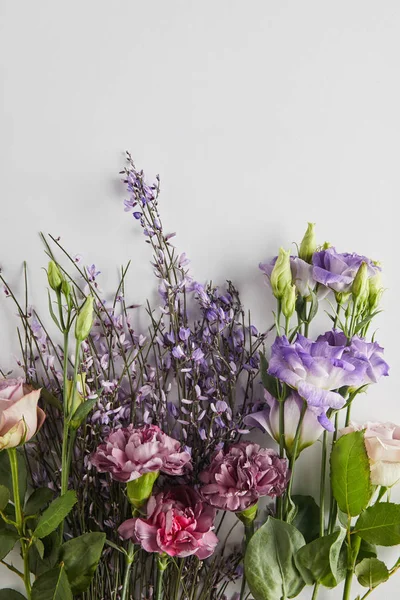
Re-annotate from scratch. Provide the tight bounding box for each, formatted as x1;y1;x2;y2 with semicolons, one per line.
75;296;94;342
66;375;86;415
299;223;316;264
61;278;71;300
282;283;296;319
127;471;159;509
270;248;292;300
368;269;383;311
47;261;63;292
352;262;369;306
322;241;331;250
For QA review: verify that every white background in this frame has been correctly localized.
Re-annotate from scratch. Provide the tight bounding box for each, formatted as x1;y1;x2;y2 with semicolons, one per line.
1;1;399;598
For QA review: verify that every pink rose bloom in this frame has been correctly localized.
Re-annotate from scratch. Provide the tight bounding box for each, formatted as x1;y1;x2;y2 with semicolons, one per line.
91;424;192;482
341;421;400;487
0;378;45;450
199;442;290;512
118;486;218;559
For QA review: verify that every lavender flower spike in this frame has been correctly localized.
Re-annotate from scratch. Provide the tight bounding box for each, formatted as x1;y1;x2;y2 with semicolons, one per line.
268;334;369;430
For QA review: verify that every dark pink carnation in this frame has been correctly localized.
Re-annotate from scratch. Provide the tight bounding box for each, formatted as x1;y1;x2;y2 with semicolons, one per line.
199;442;289;512
118;486;218;559
91;424;192;482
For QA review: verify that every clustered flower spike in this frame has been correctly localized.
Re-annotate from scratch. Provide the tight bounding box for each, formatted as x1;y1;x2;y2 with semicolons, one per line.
198;442;290;512
91;424;192;482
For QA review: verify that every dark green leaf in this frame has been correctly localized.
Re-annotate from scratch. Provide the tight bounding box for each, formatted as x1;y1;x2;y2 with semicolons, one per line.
38;387;62;412
292;495;320;543
306;289;319;323
33;491;77;539
60;532;106;593
0;590;26;600
259;353;281;399
245;517;305;600
354;503;400;546
24;488;54;516
31;564;73;600
28;531;60;576
69;398;97;430
34;537;45;559
355;558;389;588
0;449;27;505
295;528;346;587
330;431;372;516
0;484;10;510
357;539;377;563
0;529;20;560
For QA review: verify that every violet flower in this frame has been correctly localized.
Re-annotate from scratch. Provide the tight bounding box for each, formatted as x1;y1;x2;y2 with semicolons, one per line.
118;486;218;558
244;390;324;455
199;442;289;512
91;424;192;482
312;247;379;293
268;334;371;430
260;255;327;299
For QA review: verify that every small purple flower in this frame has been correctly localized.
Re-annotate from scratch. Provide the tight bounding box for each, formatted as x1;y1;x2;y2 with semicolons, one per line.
192;348;204;363
312;248;380;293
199;442;289;512
179;327;191;342
133;211;142;220
268;334;370;430
86;264;101;282
172;346;185;360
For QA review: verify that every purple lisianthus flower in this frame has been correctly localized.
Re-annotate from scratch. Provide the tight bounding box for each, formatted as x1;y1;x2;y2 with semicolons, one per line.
260;255;327;299
91;424;192;482
244;390;324;455
312;247;379;293
268;334;370;430
199;442;289;512
317;331;389;385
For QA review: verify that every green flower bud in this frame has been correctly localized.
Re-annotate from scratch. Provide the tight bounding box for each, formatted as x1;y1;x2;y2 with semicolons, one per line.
127;471;159;509
299;222;317;264
61;278;71;299
66;374;86;415
270;248;292;300
237;502;258;527
322;241;331;250
352;262;369;306
335;291;351;305
368;270;383;311
282;283;296;319
47;261;63;292
75;296;94;342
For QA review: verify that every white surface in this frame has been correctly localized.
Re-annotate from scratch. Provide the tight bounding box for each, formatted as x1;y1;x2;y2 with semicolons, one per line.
0;1;399;597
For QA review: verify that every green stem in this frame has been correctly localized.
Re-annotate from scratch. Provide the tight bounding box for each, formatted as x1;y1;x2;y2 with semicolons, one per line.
285;402;307;518
156;554;169;600
342;535;361;600
8;448;32;599
319;431;328;537
121;543;135;600
240;522;255;600
277;398;285;519
311;583;320;600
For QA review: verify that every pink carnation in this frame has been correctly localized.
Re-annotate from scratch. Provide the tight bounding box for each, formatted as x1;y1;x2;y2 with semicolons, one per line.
199;442;289;512
91;424;192;482
118;486;218;559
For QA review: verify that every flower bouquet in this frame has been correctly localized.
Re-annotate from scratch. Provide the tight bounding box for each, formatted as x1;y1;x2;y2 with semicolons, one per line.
0;153;399;600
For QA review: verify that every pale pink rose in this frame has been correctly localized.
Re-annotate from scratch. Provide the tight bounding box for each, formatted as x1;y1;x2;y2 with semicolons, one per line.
0;378;45;450
118;486;218;559
91;424;192;483
341;421;400;487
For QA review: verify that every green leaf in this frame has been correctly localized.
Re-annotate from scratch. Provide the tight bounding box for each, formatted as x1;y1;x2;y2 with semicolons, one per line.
330;430;372;516
0;484;10;510
28;531;60;576
24;487;54;516
355;558;389;588
69;397;97;430
292;495;320;543
33;491;77;539
295;528;346;587
354;503;400;546
31;564;73;600
38;387;62;412
0;449;27;505
34;537;45;560
0;529;20;561
244;517;305;600
259;353;281;399
0;591;26;600
357;538;377;563
60;532;106;593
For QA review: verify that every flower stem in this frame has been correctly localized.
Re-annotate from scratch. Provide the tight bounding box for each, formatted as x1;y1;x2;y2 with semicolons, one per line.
8;448;32;599
342;534;361;600
239;522;255;600
319;431;328;537
156;554;169;600
285;402;307;519
121;542;135;600
311;583;320;600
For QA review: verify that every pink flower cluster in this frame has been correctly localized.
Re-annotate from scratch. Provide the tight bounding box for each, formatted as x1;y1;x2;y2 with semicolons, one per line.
119;486;218;559
91;424;192;482
199;442;290;512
